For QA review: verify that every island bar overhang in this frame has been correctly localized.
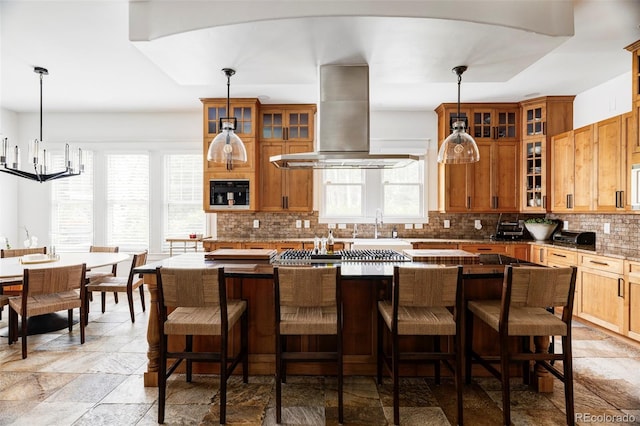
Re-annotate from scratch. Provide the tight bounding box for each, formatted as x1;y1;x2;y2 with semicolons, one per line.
136;251;548;389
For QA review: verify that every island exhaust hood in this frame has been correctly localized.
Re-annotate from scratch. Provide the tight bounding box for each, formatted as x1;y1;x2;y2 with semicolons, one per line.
270;64;421;169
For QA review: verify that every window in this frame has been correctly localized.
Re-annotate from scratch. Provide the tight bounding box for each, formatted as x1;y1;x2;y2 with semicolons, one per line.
51;151;94;251
320;159;426;223
106;154;149;251
163;154;205;251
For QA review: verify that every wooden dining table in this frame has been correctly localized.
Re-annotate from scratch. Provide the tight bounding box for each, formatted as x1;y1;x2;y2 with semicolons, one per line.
0;252;130;281
0;251;130;335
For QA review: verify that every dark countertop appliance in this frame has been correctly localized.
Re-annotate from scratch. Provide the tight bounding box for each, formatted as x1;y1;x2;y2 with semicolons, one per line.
494;219;525;241
552;230;596;247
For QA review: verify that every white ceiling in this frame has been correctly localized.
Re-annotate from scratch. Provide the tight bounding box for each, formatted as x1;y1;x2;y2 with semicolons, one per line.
1;0;639;114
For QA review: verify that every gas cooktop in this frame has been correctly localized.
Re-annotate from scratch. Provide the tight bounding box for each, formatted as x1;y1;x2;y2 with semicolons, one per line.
275;249;410;264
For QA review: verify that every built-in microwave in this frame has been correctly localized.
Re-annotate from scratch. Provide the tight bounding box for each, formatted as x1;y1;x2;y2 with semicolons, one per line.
632;165;640;210
210;179;250;209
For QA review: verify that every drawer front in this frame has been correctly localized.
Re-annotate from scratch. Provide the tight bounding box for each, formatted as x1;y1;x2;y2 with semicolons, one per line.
546;247;577;266
579;253;624;274
459;244;508;254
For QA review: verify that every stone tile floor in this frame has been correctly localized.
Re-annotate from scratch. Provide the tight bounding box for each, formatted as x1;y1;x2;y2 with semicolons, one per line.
0;290;639;425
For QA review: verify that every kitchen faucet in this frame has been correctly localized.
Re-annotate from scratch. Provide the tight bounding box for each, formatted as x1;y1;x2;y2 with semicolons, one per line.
374;208;383;239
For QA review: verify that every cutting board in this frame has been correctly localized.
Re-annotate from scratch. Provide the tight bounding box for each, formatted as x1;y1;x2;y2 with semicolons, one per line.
205;249;277;263
403;249;480;264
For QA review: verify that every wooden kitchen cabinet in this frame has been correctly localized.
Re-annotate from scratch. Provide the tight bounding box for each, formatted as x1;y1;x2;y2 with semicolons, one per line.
202;98;260;173
594;115;626;211
258;104;315;212
546;246;579;315
259;141;313;211
530;243;547;265
625;40;640;156
412;242;459;249
625;260;640;342
506;244;530;261
550;125;594;212
436;103;519;213
260;105;316;143
519;97;574;212
577;253;624;333
202;241;243;251
201;98;261;212
458;243;508;254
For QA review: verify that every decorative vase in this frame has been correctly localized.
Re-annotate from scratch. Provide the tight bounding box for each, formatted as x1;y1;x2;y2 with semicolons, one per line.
524;223;557;241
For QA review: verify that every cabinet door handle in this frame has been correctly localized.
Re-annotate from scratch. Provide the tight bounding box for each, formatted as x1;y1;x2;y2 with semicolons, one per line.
542;122;546;135
552;253;567;258
542;195;547;209
589;260;609;266
476;248;492;251
566;194;570;208
285;196;289;209
467;196;471;209
539;248;545;263
618;278;624;298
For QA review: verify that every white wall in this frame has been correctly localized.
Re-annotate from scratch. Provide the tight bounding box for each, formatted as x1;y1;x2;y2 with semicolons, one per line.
0;108;19;247
573;71;632;128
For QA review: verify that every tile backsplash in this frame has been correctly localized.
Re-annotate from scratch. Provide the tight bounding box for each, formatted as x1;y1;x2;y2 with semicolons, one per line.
215;211;640;254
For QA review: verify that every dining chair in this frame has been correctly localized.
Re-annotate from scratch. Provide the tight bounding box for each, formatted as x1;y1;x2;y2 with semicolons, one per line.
8;263;87;358
377;265;464;426
155;266;248;424
0;247;47;319
85;245;120;303
273;265;343;424
465;265;578;426
85;251;147;323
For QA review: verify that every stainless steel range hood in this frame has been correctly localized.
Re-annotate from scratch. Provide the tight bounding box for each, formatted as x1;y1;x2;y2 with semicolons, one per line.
270;64;420;169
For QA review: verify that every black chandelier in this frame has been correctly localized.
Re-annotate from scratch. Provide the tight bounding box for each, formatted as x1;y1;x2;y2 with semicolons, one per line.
0;66;83;182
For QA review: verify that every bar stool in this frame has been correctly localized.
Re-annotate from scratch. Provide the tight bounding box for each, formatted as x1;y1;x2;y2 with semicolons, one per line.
273;265;343;424
465;265;577;426
155;266;248;424
377;265;464;426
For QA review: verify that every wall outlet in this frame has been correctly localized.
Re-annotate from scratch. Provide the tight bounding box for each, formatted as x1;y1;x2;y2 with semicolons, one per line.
253;219;260;228
443;219;451;229
338;223;347;229
295;220;302;228
414;223;424;229
304;220;310;228
404;223;413;230
563;221;569;230
604;223;611;234
328;223;336;229
474;219;482;230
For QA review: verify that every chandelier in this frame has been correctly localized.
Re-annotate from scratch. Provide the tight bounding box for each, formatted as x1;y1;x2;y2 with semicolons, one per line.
0;66;83;182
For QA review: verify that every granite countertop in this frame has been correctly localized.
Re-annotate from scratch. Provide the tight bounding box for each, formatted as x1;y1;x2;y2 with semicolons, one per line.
203;237;637;262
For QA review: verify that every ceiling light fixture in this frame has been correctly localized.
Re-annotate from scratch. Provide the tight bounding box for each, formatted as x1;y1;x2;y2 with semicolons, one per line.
437;65;480;164
0;66;83;182
206;68;247;170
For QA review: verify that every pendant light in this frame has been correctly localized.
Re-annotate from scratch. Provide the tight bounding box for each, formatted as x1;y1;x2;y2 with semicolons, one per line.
437;65;480;164
0;66;83;182
207;68;247;170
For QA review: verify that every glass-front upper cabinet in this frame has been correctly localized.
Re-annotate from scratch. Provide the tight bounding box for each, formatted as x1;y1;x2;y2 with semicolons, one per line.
524;104;546;137
202;98;259;138
471;106;519;141
523;139;545;211
260;105;316;142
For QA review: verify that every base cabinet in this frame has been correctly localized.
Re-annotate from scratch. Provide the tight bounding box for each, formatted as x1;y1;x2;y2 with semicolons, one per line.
625;261;640;342
576;253;624;333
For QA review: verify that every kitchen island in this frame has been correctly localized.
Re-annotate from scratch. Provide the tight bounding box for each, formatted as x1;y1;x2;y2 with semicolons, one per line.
135;251;539;388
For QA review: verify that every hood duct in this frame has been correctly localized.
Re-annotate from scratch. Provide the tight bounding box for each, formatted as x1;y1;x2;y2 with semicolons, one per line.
270;64;421;169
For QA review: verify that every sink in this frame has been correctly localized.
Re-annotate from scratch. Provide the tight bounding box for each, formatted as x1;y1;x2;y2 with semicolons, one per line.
349;238;413;252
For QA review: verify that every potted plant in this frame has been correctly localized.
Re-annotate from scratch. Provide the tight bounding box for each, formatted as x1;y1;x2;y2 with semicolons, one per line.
524;218;559;241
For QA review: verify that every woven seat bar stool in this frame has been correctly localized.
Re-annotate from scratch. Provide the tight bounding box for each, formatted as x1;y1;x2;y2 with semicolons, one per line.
273;265;344;424
8;263;87;358
155;266;248;425
377;265;464;426
465;265;577;426
85;251;147;323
